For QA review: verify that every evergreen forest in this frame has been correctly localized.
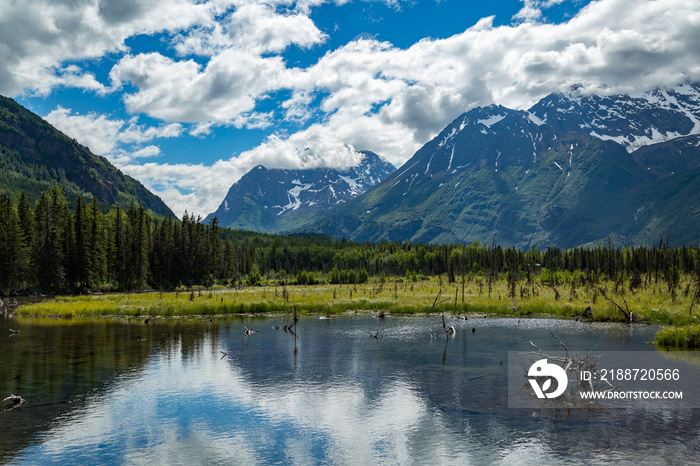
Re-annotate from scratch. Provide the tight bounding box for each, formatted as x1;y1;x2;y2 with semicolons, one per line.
1;185;699;295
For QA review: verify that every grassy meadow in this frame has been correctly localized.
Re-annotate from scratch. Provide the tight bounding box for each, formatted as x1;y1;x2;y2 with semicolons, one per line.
13;274;700;347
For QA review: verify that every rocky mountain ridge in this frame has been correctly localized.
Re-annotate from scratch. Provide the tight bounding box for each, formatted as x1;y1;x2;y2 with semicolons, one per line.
309;83;700;247
205;151;396;232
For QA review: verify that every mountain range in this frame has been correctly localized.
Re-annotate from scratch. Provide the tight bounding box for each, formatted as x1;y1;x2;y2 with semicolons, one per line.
4;80;699;249
204;151;396;232
306;83;700;248
0;95;173;216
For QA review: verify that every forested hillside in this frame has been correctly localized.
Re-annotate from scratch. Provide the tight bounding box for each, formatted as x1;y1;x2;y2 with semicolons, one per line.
0;95;173;216
311;85;700;248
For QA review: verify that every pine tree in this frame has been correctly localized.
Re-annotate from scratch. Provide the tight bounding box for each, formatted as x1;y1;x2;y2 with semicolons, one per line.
111;206;129;288
127;203;150;288
0;193;21;290
15;191;33;286
87;197;106;286
33;187;68;290
73;197;91;288
209;217;223;280
62;201;76;287
222;239;234;281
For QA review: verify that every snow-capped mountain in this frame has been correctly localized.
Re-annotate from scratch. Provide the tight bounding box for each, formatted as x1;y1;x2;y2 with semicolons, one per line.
311;84;700;248
205;151;395;232
528;82;700;152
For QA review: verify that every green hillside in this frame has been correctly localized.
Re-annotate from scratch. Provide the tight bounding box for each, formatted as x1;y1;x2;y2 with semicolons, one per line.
0;95;173;215
311;108;698;248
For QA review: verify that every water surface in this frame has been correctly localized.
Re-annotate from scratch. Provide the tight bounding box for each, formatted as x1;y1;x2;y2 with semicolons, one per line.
2;315;699;464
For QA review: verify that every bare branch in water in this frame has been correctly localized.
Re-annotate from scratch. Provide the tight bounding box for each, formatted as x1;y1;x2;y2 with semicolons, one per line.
3;394;25;410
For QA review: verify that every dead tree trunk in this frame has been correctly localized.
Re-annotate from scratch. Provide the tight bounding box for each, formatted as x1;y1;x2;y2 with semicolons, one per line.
598;287;630;322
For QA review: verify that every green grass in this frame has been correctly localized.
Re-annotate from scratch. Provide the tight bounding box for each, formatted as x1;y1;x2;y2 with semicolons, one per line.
14;276;700;347
655;324;700;348
11;277;693;317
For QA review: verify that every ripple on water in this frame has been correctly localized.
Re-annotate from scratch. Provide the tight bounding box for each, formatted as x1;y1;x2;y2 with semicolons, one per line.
2;316;697;465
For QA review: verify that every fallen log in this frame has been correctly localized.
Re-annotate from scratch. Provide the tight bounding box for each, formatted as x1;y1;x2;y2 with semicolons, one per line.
3;394;25;410
575;306;593;322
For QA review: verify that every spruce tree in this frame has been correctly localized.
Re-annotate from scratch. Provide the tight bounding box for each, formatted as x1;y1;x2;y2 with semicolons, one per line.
15;191;33;286
87;197;106;285
111;206;128;288
32;187;67;291
73;197;90;288
0;193;21;290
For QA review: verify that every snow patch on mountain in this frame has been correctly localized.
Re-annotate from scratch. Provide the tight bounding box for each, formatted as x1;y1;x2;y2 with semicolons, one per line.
528;113;546;126
205;150;396;230
478;114;506;128
529;82;700;153
338;175;361;195
278;181;315;215
439;128;458;147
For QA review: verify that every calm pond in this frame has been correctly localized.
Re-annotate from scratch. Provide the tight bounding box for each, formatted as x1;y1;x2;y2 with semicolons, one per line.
2;315;700;464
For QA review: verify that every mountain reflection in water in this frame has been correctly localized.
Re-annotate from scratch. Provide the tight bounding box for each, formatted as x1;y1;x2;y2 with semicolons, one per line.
2;316;700;464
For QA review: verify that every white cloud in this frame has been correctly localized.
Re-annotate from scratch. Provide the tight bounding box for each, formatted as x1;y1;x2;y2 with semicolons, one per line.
44;106;183;162
294;0;700;135
172;1;327;56
121;126;375;217
109;49;288;123
513;6;542;22
131;145;162;158
0;0;216;96
45;106;124;155
0;0;395;96
122;160;247;218
6;0;700;217
513;0;565;22
281;90;315;124
238;128;365;170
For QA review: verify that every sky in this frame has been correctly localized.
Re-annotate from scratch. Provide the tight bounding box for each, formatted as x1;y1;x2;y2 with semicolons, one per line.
2;0;700;217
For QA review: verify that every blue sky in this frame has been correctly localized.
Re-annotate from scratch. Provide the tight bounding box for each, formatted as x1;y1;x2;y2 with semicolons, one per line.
2;0;699;216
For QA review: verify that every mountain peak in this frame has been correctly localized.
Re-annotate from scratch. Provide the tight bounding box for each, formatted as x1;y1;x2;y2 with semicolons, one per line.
530;82;700;152
310;83;700;248
205;150;396;232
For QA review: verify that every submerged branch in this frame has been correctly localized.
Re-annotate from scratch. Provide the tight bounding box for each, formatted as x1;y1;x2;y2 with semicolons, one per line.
550;330;569;354
284;305;299;333
3;394;25;410
441;314;456;337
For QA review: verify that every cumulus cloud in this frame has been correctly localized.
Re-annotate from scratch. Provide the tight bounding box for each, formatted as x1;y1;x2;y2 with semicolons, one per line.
109;49;288;123
45;106;183;163
0;0;215;96
122;125;377;217
281;90;315;124
131;145;162;158
172;1;327;56
121;162;229;217
6;0;700;216
513;0;566;22
299;0;700;127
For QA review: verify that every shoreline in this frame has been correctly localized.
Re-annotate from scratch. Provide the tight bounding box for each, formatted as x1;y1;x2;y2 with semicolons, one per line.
10;278;700;348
